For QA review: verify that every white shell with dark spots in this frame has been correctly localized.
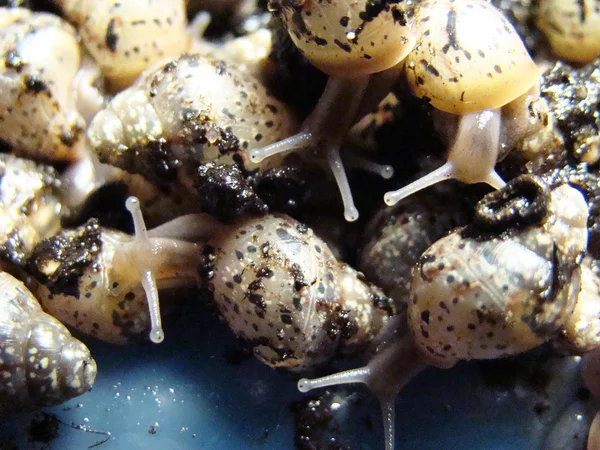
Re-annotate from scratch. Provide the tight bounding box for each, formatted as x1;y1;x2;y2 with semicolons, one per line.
0;7;85;161
538;0;600;63
405;0;540;114
209;214;391;371
409;184;589;367
55;0;190;89
87;53;297;175
0;270;97;416
272;0;416;77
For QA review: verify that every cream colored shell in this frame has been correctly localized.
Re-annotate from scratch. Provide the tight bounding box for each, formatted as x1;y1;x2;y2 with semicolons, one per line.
55;0;190;90
274;0;416;76
405;0;540;114
538;0;600;63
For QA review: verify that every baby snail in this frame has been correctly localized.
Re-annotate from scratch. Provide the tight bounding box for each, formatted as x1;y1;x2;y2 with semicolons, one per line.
298;175;590;450
53;0;190;91
538;0;600;64
87;53;297;214
0;7;86;162
384;0;543;207
0;154;62;266
144;210;395;371
249;0;417;221
27;197;201;345
0;270;97;416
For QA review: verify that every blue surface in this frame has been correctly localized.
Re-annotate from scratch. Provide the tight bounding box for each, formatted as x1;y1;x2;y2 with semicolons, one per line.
0;298;589;450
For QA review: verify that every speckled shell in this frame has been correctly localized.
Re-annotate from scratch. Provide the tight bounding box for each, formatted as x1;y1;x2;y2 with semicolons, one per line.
408;183;588;368
405;0;540;114
87;53;297;187
55;0;190;90
360;192;469;305
0;270;97;416
0;8;84;161
272;0;416;77
28;220;199;345
0;154;61;266
538;0;600;64
208;214;392;371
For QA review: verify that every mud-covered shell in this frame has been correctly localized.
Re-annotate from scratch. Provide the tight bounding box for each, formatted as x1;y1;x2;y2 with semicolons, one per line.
272;0;416;77
408;183;588;368
55;0;190;90
87;53;297;187
207;214;392;371
538;0;600;64
0;7;84;161
28;219;199;345
405;0;540;114
0;270;97;416
0;154;61;266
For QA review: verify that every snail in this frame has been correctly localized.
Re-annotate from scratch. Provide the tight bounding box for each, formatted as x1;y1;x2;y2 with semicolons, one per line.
538;0;600;64
248;0;417;221
53;0;190;91
137;210;395;371
0;7;86;161
87;53;297;219
0;154;62;266
298;175;590;450
384;0;545;207
0;270;97;416
27;197;201;345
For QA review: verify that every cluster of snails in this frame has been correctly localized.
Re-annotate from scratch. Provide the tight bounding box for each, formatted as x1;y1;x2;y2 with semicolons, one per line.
0;0;599;448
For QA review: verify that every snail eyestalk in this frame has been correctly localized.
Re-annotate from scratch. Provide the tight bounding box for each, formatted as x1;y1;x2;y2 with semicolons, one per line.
125;196;164;344
298;330;428;450
384;110;506;206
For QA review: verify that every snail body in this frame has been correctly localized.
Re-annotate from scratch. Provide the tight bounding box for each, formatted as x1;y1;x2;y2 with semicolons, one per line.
0;270;97;416
538;0;600;64
249;0;416;221
299;176;590;450
385;0;544;207
54;0;190;90
28;198;201;345
0;7;85;161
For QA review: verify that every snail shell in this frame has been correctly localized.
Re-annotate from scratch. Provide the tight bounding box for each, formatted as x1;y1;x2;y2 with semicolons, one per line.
409;176;588;367
28;213;200;345
88;53;297;188
0;270;97;416
0;7;84;161
270;0;416;77
0;154;61;266
405;0;540;114
538;0;600;64
205;214;393;371
55;0;190;90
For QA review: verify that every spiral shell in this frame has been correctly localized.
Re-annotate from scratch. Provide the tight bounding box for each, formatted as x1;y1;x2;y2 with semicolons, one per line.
0;154;61;266
405;0;540;114
206;214;393;371
88;53;297;188
270;0;416;77
0;7;84;161
0;270;97;416
409;177;588;367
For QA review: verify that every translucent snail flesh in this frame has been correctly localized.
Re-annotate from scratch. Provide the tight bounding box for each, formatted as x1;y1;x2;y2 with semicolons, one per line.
0;270;97;416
